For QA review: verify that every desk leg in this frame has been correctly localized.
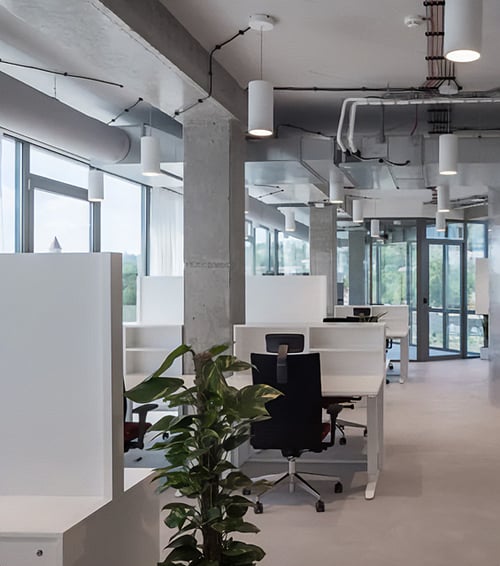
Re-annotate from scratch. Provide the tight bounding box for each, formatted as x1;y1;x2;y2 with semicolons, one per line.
366;387;383;500
400;335;409;384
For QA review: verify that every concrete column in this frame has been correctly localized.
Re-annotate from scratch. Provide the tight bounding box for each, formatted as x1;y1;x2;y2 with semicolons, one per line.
310;207;337;316
348;230;367;304
488;188;500;406
183;112;245;357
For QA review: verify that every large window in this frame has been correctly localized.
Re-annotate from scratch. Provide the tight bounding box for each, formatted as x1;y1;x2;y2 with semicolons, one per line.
33;189;90;252
0;137;18;252
278;232;309;275
30;146;89;187
100;175;143;321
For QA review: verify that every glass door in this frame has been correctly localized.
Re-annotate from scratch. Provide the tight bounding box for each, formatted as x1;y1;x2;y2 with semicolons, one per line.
427;241;463;358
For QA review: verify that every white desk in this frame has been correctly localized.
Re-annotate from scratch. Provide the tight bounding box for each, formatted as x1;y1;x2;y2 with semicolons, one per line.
182;371;385;500
334;305;410;383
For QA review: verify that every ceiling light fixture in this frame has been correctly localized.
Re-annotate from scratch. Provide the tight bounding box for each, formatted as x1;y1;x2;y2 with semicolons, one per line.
370;219;381;238
352;199;364;223
437;184;451;212
248;14;275;137
436;211;446;232
439;133;458;175
444;0;482;63
282;209;296;232
88;169;104;202
329;166;345;204
141;134;161;176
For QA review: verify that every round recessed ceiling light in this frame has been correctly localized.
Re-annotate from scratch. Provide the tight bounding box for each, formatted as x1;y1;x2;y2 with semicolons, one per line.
249;14;275;31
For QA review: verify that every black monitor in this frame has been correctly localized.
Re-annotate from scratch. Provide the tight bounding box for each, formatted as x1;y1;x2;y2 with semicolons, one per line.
353;307;371;317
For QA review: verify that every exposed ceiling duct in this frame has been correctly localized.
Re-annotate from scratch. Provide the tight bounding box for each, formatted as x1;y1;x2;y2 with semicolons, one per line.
0;71;130;163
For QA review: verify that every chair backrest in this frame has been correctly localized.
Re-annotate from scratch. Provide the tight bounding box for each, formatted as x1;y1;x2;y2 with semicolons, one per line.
250;351;324;454
265;333;304;384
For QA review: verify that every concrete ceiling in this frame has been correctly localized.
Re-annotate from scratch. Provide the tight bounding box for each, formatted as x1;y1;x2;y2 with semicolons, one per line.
0;0;497;222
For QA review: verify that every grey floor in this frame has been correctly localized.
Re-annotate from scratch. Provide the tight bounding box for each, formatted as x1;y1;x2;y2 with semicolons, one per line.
154;359;500;566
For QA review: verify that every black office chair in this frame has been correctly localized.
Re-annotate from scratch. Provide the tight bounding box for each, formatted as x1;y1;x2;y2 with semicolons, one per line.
124;396;158;461
249;334;344;513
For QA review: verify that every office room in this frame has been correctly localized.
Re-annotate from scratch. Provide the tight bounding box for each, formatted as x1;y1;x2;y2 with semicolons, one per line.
0;1;500;565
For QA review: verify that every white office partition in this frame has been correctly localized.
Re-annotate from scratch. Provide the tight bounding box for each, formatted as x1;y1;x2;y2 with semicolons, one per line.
335;304;409;335
0;253;123;498
138;275;184;324
246;276;327;323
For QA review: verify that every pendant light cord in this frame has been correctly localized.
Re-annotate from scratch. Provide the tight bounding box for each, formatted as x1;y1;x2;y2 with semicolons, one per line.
174;26;251;117
260;28;263;80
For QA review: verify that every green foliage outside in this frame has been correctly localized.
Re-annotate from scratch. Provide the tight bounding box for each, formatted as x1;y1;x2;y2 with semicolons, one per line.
127;344;281;566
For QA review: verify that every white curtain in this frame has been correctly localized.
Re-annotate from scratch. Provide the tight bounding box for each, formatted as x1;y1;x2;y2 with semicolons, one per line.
150;188;183;276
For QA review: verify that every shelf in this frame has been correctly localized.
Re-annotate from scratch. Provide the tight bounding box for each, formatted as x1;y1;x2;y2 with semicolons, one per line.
125;347;169;353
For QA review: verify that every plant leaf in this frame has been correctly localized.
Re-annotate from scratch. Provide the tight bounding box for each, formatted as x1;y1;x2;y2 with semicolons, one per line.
207;343;230;357
151;344;193;378
126;377;184;403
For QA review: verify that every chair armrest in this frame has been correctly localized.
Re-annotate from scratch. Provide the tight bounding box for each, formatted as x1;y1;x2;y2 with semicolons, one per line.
132;403;158;419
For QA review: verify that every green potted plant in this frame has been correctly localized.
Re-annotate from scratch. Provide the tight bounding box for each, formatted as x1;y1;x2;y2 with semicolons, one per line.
126;343;280;566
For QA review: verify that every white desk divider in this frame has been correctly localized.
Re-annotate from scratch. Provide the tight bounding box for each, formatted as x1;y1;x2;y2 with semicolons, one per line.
138;275;184;324
234;322;386;379
245;275;327;323
334;305;410;382
0;253;158;566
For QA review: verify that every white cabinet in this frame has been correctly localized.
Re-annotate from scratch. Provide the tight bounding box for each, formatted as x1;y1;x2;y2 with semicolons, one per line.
123;323;183;389
0;537;61;566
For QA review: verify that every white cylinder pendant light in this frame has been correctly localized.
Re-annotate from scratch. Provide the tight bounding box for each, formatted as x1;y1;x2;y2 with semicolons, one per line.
248;80;274;137
436;211;446;232
141;135;161;176
352;199;363;223
437;184;451;212
439;133;458;175
329;166;345;204
444;0;482;63
370;219;381;238
88;169;104;202
283;209;296;232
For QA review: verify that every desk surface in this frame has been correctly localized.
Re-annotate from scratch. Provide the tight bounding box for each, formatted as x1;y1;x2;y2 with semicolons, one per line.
0;469;153;535
182;373;384;398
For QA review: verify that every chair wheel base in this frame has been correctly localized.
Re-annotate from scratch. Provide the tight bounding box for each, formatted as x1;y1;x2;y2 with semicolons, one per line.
339;437;347;445
315;500;325;512
334;482;343;494
254;501;263;514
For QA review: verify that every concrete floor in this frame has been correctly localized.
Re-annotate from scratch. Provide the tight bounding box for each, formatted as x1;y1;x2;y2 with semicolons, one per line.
159;359;500;566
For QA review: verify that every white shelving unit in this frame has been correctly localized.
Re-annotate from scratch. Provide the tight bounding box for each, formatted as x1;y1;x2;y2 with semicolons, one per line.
123;323;183;389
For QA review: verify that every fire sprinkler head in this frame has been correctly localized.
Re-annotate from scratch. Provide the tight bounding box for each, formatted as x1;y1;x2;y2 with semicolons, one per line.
249;14;276;32
404;15;426;28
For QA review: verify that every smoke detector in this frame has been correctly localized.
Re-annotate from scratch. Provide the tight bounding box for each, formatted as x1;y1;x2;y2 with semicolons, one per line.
404;15;426;28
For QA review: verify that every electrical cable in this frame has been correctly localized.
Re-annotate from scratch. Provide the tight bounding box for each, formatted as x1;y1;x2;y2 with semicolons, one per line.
174;26;251;117
0;58;124;88
276;123;335;138
107;97;144;125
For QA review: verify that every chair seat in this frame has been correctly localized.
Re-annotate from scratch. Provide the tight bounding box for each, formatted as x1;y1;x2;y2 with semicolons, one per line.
321;422;331;441
124;421;152;442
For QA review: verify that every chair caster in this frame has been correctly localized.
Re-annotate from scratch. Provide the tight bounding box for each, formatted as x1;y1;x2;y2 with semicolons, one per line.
334;482;343;494
363;428;368;437
254;501;263;514
315;500;325;512
242;488;251;495
339;437;347;445
389;362;394;370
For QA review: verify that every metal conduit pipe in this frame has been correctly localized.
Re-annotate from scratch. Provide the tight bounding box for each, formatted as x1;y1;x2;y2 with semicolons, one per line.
0;72;130;163
337;96;500;154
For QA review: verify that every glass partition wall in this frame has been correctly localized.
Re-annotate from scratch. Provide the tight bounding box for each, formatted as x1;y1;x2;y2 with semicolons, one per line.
369;219;487;360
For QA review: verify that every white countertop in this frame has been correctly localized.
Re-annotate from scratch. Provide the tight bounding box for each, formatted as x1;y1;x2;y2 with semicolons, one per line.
0;469;155;536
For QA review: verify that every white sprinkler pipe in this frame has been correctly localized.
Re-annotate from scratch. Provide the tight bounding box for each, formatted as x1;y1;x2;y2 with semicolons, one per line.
337;97;500;155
